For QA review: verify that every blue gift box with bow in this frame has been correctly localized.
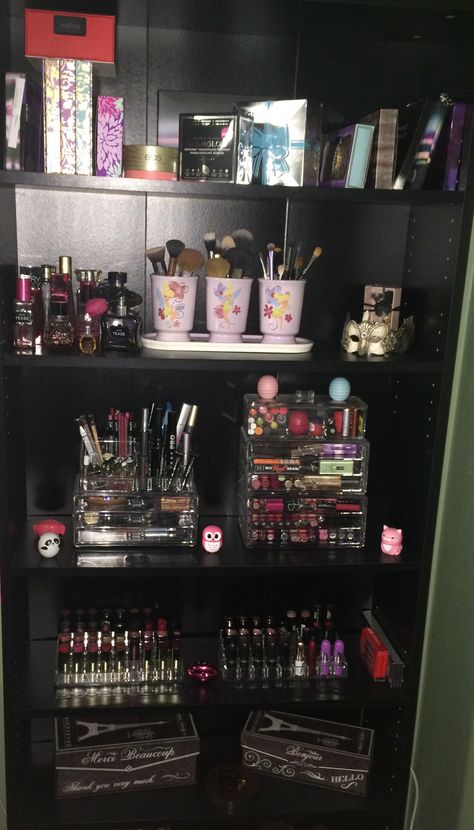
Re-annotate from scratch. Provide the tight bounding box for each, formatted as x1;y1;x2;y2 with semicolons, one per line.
235;99;318;187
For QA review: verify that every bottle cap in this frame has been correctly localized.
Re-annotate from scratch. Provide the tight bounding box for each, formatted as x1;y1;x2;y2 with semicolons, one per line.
334;639;345;654
107;271;127;286
321;639;331;654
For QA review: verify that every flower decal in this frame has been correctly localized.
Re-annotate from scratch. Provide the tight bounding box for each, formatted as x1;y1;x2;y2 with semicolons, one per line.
263;304;274;319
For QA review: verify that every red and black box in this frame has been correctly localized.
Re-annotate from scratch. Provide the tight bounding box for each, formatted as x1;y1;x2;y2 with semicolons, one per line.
25;9;115;63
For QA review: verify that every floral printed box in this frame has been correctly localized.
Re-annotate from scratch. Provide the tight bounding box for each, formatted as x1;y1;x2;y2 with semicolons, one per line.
96;96;123;177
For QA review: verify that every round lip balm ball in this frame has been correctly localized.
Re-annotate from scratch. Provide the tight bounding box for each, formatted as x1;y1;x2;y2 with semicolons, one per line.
329;376;351;402
257;374;279;401
288;410;309;436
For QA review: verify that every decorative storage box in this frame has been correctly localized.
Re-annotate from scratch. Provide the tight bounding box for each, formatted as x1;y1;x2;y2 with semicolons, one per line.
244;392;368;440
24;9;116;63
241;710;373;796
55;714;199;798
241;432;370;494
73;441;198;547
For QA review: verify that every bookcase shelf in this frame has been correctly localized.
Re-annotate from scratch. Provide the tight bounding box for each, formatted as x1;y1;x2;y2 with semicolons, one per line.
0;169;466;205
1;1;474;829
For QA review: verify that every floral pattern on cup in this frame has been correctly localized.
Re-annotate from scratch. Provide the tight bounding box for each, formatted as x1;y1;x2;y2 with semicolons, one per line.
212;281;244;328
151;274;197;341
261;284;294;331
156;279;190;328
259;279;305;344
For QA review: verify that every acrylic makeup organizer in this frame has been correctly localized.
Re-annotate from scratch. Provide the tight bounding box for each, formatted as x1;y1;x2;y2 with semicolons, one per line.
55;609;185;698
239;391;369;548
73;440;198;547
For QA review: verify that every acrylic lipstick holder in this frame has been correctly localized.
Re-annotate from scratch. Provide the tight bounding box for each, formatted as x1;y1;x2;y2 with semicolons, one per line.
244;392;368;440
56;625;184;698
218;632;348;687
73;440;198;547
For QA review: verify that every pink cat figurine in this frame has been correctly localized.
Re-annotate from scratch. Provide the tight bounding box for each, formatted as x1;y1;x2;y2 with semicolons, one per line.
381;525;403;556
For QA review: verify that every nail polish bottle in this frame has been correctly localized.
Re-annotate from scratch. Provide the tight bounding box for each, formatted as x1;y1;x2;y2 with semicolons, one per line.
13;267;35;352
100;273;143;352
43;300;75;353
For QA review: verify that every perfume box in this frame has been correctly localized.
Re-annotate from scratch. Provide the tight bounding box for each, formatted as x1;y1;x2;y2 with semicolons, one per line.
363;285;402;331
241;710;374;795
25;9;115;63
96;96;124;177
55;714;199;798
235;99;318;187
179;113;253;184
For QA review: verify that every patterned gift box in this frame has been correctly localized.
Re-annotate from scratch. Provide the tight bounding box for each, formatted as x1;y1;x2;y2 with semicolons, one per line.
59;59;76;174
75;61;93;175
96;95;124;177
236;99;310;187
42;58;61;173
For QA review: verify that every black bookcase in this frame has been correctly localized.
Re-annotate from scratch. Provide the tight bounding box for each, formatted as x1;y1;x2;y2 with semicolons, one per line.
1;1;474;828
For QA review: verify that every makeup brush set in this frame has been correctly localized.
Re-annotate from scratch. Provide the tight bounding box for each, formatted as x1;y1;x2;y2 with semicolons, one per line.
73;403;199;547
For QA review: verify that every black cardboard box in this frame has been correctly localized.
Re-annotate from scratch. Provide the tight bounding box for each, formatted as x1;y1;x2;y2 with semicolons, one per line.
55;714;199;798
241;710;373;796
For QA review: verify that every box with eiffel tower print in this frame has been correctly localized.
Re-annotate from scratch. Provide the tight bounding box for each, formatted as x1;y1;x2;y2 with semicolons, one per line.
241;710;374;795
55;714;199;798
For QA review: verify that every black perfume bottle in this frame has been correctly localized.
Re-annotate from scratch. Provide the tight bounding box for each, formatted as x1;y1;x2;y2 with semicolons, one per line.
100;272;142;352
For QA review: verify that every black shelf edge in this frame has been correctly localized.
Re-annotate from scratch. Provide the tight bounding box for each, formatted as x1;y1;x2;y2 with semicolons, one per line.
11;517;420;574
18;735;397;829
0;169;464;205
18;637;407;717
2;348;444;374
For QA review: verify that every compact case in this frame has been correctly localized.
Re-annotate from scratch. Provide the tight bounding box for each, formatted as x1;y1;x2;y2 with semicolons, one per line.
55;714;199;798
24;9;116;63
241;710;374;795
123;145;178;180
179;113;253;183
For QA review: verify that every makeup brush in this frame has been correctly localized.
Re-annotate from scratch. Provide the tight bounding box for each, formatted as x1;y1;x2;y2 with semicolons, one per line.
146;245;166;275
220;235;236;252
166;239;185;276
176;247;205;276
277;264;286;280
285;241;295;279
205;257;230;278
301;246;323;278
225;247;254;278
203;232;216;259
266;242;276;280
231;228;254;250
293;254;304;280
258;252;267;279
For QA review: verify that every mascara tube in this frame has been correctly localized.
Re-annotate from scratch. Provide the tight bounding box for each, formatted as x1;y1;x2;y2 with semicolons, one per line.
176;403;193;448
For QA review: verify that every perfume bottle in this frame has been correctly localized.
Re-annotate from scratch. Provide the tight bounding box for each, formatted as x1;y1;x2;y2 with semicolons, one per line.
30;267;44;349
76;269;101;353
43;301;75;353
41;264;55;330
100;274;143;352
13;267;35;352
58;255;76;329
77;313;98;354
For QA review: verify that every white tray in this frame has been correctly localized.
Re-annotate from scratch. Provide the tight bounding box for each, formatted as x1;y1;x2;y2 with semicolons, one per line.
141;333;314;354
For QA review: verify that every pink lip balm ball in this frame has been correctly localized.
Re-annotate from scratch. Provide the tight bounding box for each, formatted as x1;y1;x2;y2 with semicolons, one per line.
257;374;279;401
288;410;309;436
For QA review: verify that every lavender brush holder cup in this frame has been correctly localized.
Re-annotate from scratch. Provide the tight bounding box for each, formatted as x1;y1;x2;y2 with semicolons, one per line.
206;276;253;343
151;274;198;341
258;278;306;345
